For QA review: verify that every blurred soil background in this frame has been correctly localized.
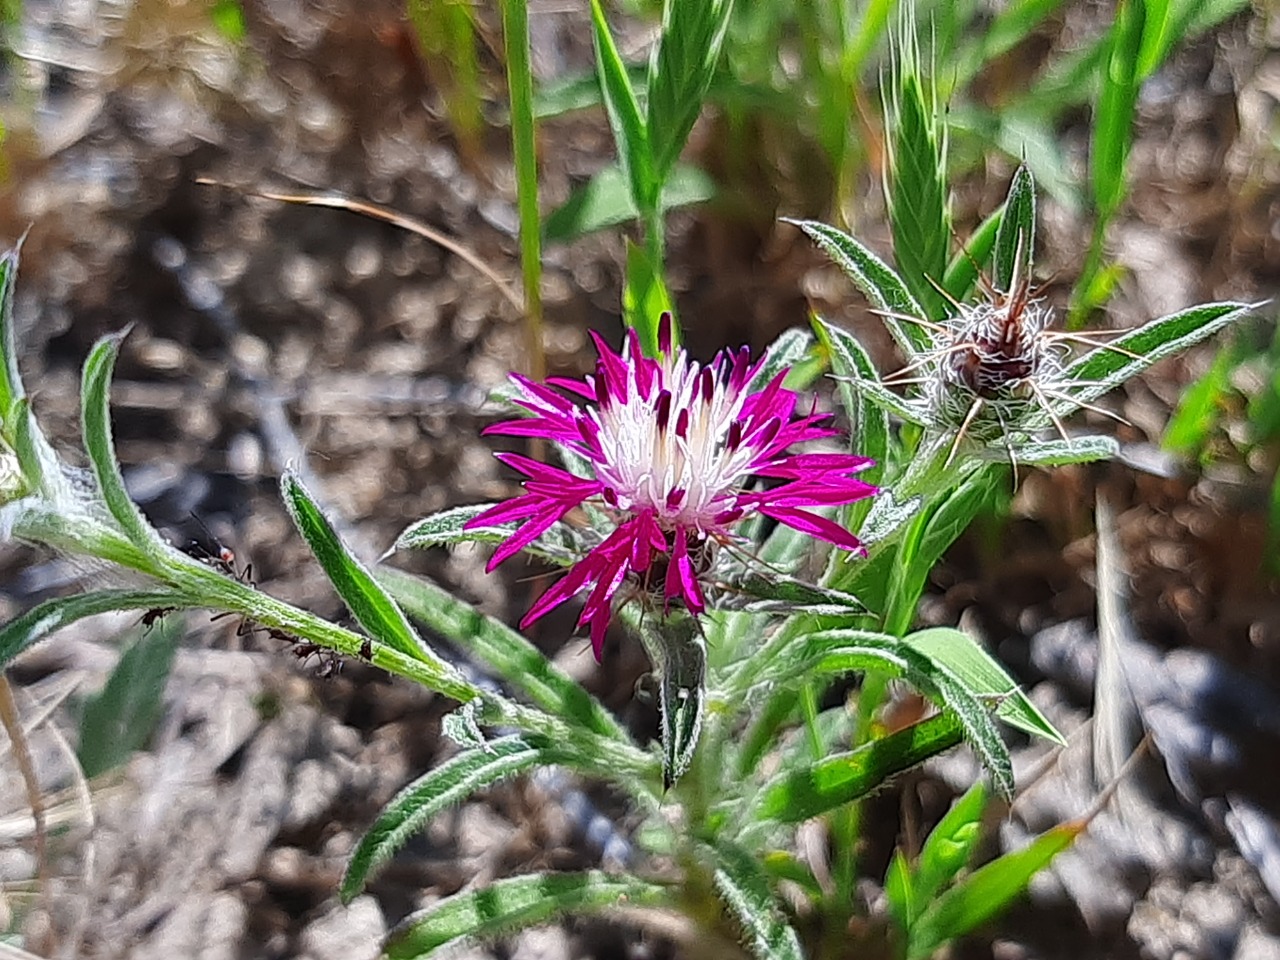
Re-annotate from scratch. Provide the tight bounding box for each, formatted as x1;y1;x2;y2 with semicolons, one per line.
0;0;1278;958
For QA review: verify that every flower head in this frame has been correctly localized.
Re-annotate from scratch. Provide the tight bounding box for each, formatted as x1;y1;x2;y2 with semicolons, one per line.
926;253;1066;440
468;314;877;660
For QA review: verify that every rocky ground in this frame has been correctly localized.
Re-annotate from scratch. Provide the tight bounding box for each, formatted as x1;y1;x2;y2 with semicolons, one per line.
0;1;1278;958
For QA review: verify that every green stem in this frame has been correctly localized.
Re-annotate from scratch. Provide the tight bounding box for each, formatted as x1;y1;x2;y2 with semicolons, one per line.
499;0;545;383
644;203;666;293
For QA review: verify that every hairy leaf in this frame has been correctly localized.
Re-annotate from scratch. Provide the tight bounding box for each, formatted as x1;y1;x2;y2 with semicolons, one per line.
282;471;443;669
81;333;168;559
386;871;669;958
388;504;581;566
1;589;193;668
707;838;805;960
1061;301;1255;409
344;735;572;901
993;165;1036;293
787;219;930;355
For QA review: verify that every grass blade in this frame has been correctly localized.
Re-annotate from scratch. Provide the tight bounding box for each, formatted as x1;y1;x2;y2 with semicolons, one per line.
884;16;952;321
78;614;182;779
1092;0;1145;220
376;566;629;742
498;0;545;383
646;0;735;182
590;0;655;213
81;332;169;560
386;871;669;958
281;470;445;670
756;712;964;822
908;820;1083;959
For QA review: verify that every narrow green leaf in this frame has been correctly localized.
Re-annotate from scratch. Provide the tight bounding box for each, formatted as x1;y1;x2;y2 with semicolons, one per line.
884;20;952;321
590;0;655;213
623;239;675;358
1136;0;1171;79
388;504;581;567
646;0;735;182
386;871;669;958
281;471;442;668
756;713;965;822
543;163;714;242
78;613;182;779
748;327;816;395
788;218;931;356
376;566;629;742
344;735;572;901
992;165;1036;294
884;849;914;930
908;821;1083;959
813;316;890;493
1162;341;1235;454
1092;0;1144;218
1;589;193;668
1061;301;1255;408
81;332;168;559
1006;435;1120;466
732;572;867;617
911;783;987;912
904;627;1064;745
707;838;805;960
752;628;1016;797
0;244;21;418
9;398;48;499
499;0;545;384
942;206;1001;303
637;613;705;789
533;63;647;120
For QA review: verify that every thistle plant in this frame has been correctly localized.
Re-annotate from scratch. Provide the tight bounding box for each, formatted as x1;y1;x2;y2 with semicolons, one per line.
0;23;1258;960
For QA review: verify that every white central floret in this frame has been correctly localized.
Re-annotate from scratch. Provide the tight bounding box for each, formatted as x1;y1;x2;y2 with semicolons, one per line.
590;348;756;529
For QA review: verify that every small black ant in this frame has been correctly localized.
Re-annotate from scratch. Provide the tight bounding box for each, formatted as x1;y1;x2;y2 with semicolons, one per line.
184;513;256;587
291;642;343;679
140;607;175;630
359;638;373;661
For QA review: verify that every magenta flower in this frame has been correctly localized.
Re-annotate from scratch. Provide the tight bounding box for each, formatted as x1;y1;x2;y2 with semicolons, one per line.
468;315;877;661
